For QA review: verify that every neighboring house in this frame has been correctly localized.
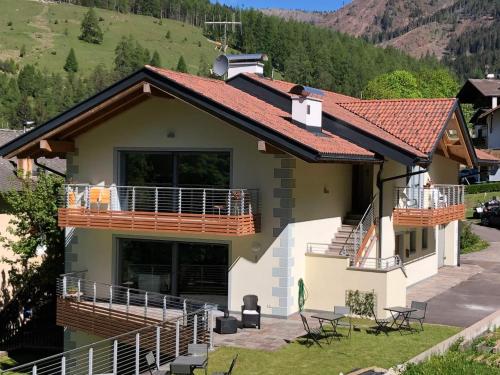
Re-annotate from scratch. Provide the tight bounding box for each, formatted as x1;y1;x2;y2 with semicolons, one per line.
457;77;500;181
0;56;497;349
0;129;65;307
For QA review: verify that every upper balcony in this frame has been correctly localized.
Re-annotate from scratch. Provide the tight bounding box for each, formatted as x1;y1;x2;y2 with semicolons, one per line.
393;185;465;226
58;184;260;236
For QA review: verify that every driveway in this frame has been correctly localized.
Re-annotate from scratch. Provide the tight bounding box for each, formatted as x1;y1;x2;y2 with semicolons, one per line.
423;224;500;327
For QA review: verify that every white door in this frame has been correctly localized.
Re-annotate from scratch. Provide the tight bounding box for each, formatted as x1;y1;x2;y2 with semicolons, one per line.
438;225;445;268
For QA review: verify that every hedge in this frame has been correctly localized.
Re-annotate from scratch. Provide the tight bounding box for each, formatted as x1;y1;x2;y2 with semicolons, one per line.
465;182;500;194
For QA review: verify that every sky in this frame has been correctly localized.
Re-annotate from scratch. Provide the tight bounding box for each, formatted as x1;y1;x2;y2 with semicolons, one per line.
210;0;350;12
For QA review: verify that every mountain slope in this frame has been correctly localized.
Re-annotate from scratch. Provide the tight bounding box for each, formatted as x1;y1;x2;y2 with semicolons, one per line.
0;0;220;74
264;0;499;79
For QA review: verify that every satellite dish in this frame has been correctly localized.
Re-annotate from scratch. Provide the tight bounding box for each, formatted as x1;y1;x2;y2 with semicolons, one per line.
213;55;229;77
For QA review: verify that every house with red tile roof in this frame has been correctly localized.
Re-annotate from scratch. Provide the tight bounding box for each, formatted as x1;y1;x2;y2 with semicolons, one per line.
458;77;500;181
0;56;497;349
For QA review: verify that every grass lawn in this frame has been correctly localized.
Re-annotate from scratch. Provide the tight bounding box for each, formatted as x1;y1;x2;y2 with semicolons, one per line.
0;0;224;74
204;322;460;375
465;191;500;219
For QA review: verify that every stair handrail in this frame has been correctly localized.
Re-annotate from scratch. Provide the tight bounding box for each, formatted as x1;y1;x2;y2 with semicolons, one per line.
340;194;377;257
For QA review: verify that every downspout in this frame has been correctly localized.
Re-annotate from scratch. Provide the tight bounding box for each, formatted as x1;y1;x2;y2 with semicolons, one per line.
376;163;428;259
34;158;66;178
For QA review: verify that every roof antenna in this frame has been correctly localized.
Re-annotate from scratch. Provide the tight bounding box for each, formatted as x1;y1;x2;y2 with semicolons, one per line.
205;13;242;54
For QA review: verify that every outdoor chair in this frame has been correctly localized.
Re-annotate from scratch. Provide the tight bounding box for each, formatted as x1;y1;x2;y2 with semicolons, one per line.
370;307;392;336
241;294;261;329
212;354;238;375
187;343;209;375
299;313;326;347
145;351;170;375
334;305;352;338
408;301;427;331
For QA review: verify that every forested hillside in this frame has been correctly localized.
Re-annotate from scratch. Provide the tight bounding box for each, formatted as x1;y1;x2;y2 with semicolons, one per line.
265;0;500;81
0;0;451;130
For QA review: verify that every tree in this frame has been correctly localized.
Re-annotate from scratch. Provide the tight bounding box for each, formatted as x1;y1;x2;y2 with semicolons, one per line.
150;50;161;67
17;65;39;98
364;70;422;99
79;8;103;44
0;172;64;292
19;45;26;58
64;48;79;73
176;55;187;73
114;36;151;77
197;54;210;77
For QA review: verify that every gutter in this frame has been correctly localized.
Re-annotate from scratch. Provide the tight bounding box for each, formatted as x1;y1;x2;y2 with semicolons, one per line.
34;158;66;178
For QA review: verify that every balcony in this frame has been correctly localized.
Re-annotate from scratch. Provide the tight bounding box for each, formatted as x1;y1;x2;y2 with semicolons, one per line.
58;184;260;236
393;185;465;226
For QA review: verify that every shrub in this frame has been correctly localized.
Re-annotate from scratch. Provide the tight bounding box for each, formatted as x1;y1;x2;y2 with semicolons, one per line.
345;289;375;317
465;182;500;194
7;21;12;27
461;223;488;254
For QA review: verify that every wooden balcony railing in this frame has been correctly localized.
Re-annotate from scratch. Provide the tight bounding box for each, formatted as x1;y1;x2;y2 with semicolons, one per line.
393;185;465;226
58;184;260;236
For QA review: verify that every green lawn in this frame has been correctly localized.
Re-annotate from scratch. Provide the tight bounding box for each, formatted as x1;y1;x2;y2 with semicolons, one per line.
465;191;500;219
0;0;223;74
205;323;460;375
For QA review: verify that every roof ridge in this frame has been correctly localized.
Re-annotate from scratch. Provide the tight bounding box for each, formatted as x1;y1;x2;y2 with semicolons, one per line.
337;98;456;104
145;65;225;85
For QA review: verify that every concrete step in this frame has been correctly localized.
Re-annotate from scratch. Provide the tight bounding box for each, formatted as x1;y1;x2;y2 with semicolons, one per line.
343;219;360;226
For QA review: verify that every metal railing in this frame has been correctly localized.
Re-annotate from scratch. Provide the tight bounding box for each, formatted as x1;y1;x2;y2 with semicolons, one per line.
349;255;402;271
306;243;331;254
58;276;211;322
340;195;377;258
60;184;259;216
1;278;215;375
394;184;464;210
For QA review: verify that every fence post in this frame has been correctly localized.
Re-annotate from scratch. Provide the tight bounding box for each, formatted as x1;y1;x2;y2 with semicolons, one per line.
61;356;66;375
135;333;140;375
227;190;231;215
93;282;96;307
175;319;180;357
155;187;158;213
144;292;148;319
77;279;81;302
109;285;113;310
163;296;167;321
183;299;187;325
88;347;93;375
193;314;198;344
132;187;136;211
209;309;214;350
113;340;118;375
62;276;67;298
202;189;206;215
127;289;130;316
32;365;37;375
156;326;161;369
240;189;244;214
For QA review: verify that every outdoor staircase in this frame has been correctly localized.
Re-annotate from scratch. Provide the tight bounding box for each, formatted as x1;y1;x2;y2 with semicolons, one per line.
326;213;361;255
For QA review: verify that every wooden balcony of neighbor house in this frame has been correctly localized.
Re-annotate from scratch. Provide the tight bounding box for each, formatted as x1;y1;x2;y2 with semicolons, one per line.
393;185;465;227
58;184;260;236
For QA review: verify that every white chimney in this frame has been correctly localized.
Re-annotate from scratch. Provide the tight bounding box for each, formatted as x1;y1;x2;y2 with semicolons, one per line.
213;54;268;79
289;85;324;132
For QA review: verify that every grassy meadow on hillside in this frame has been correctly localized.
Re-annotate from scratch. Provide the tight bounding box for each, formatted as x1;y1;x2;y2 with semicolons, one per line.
0;0;221;74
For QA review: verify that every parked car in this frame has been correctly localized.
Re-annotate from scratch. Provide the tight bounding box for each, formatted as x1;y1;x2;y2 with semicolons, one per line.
481;207;500;227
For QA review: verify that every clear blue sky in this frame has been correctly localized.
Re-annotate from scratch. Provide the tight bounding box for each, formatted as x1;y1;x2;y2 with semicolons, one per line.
210;0;350;12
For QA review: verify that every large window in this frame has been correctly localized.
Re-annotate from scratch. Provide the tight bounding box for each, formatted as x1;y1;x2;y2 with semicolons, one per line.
120;151;231;188
117;238;228;305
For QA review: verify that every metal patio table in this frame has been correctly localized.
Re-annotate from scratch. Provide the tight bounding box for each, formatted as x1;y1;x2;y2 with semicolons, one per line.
311;312;345;342
170;355;208;375
384;306;417;333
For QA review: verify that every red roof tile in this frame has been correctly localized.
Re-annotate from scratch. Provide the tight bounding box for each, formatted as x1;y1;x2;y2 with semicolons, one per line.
475;148;500;163
145;66;375;159
337;99;457;155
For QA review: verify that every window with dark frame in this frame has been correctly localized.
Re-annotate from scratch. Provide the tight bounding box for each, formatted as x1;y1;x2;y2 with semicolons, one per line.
410;231;417;254
422;228;429;250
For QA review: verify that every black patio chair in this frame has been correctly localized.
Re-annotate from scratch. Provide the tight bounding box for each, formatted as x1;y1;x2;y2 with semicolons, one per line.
334;305;352;338
145;351;170;375
212;354;238;375
370;306;392;336
408;301;427;331
299;313;326;347
241;295;261;329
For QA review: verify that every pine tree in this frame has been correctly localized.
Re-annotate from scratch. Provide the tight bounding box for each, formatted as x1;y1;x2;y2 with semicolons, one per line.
79;8;103;44
64;48;79;73
176;56;187;73
197;54;210;77
150;50;161;67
